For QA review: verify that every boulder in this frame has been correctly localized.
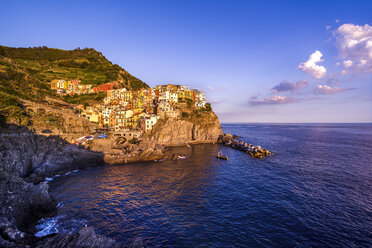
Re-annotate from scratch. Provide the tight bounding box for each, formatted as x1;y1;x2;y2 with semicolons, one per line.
221;133;234;143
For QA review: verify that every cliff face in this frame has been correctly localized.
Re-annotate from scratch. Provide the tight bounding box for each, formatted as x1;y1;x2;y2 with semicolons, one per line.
149;111;223;146
21;99;97;141
0;125;104;181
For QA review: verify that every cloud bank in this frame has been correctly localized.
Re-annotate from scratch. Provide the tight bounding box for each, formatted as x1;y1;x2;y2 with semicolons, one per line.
249;96;298;106
314;85;353;95
298;51;327;78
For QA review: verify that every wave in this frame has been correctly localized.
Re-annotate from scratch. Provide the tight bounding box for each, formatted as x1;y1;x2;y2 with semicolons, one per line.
65;169;80;176
35;215;65;237
35;214;87;237
44;174;60;183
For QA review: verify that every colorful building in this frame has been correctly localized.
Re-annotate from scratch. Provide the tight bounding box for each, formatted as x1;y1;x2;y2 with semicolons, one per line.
93;82;119;92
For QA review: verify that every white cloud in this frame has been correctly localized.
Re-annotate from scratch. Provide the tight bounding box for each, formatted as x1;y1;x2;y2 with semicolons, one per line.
335;23;372;74
326;25;332;30
342;60;353;68
314;85;353;95
335;19;340;23
298;51;327;78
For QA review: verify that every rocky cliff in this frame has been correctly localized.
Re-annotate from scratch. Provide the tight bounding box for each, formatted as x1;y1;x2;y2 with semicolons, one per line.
0;124;106;247
149;109;223;146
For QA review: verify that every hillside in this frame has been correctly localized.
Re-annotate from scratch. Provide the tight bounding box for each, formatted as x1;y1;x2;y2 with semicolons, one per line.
0;45;148;126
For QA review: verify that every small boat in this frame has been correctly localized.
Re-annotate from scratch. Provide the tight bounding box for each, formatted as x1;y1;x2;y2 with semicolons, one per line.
97;133;108;139
216;155;228;160
216;151;228;160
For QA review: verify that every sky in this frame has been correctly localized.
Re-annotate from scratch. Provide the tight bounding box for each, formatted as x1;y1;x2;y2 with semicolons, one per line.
0;0;371;123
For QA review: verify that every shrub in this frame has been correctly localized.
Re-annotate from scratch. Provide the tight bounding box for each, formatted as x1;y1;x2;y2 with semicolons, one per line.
205;103;212;111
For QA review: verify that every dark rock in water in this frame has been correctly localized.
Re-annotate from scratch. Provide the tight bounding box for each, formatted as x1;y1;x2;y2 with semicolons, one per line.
0;171;56;246
35;227;121;248
221;137;273;158
129;237;144;248
0;235;15;248
171;154;178;160
220;133;234;143
0;171;56;228
0;217;25;241
233;134;240;139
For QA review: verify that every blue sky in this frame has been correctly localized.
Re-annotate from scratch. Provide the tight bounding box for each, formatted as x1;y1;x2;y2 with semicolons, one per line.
1;0;371;122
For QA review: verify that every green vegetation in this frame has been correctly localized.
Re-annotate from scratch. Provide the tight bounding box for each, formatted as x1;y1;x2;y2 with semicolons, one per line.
0;45;147;89
0;45;149;125
63;92;105;106
205;103;212;111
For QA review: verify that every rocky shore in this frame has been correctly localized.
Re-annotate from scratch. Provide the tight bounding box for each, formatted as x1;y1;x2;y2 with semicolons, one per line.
0;125;119;247
0;116;222;247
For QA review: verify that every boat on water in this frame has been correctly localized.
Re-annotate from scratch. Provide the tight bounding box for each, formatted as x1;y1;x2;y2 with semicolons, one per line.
216;151;228;160
216;154;228;160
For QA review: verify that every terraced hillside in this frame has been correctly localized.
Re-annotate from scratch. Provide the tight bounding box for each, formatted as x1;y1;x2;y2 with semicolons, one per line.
0;45;148;126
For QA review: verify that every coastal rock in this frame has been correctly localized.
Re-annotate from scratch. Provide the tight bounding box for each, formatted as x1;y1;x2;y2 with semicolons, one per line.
0;171;56;245
149;114;223;145
221;133;234;143
0;235;14;248
221;137;273;158
0;126;104;179
129;237;144;248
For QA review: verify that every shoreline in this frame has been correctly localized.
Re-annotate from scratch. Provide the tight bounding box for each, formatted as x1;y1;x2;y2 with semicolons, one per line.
0;125;222;247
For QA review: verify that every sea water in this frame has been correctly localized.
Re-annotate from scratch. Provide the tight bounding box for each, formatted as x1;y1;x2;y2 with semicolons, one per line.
41;124;372;247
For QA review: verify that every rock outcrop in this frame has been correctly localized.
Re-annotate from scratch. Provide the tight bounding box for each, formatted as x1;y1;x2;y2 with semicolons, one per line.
22;99;97;141
149;111;223;146
0;125;105;247
0;125;104;180
0;171;56;247
219;133;273;158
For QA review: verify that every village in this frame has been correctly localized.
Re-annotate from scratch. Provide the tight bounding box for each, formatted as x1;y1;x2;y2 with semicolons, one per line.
51;79;207;141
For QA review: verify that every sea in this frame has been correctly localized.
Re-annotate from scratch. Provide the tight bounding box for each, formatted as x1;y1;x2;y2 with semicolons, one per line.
36;123;372;247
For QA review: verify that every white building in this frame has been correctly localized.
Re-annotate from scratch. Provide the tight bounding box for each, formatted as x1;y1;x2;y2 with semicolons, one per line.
108;88;127;100
169;92;178;102
102;108;111;126
195;101;206;108
159;91;170;102
180;85;189;91
57;80;66;89
145;115;160;132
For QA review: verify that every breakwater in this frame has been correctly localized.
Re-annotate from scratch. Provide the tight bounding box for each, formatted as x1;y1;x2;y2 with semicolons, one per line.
219;134;273;158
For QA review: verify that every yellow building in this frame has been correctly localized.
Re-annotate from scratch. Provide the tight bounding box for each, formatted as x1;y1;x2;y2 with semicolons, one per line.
124;91;133;101
51;80;58;90
87;113;100;123
184;90;192;99
178;91;185;99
